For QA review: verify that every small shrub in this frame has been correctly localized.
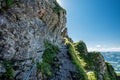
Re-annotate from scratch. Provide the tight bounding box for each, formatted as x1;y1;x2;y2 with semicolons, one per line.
42;48;57;64
6;0;14;7
43;41;59;64
3;60;14;79
37;62;52;76
74;40;88;54
5;66;14;78
44;40;60;52
37;40;60;77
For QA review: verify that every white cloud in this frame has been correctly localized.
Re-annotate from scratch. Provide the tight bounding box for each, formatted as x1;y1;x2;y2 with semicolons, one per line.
96;45;101;48
88;47;120;52
111;47;120;51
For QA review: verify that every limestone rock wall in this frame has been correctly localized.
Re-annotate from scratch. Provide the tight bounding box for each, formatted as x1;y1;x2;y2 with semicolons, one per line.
0;0;67;79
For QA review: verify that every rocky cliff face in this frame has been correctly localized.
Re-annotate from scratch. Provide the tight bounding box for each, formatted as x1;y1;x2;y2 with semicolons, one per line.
0;0;67;79
0;0;117;80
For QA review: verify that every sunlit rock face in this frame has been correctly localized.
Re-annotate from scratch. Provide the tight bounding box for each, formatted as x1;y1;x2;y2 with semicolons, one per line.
0;0;67;79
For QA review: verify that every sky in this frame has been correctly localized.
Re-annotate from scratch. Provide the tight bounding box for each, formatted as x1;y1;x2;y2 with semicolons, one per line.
57;0;120;52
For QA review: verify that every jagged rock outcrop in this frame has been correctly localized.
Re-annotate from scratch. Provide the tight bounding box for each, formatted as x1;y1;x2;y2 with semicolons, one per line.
0;0;67;79
74;41;117;80
88;52;113;80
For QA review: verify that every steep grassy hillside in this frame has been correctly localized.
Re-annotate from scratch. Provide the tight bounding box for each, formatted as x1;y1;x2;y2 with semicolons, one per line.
64;37;117;80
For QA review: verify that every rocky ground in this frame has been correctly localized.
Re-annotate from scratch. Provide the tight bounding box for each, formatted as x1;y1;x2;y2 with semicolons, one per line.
51;47;79;80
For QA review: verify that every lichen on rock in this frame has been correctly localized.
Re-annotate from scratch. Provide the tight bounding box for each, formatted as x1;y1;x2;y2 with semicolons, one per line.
0;0;67;79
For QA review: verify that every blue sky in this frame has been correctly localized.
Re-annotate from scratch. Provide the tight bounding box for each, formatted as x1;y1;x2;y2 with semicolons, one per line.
57;0;120;51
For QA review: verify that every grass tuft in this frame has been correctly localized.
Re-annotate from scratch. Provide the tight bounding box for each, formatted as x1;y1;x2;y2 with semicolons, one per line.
65;38;88;80
37;40;59;77
2;60;14;79
87;72;97;80
6;0;14;7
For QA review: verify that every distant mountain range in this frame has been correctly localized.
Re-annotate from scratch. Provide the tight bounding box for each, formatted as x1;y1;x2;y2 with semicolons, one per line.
101;52;120;73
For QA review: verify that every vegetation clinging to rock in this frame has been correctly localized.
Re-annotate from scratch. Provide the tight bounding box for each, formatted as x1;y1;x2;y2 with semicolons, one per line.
1;61;14;80
37;40;60;77
87;72;97;80
37;62;52;76
65;38;88;80
53;0;66;14
74;40;88;54
106;62;117;80
64;37;117;80
6;0;14;7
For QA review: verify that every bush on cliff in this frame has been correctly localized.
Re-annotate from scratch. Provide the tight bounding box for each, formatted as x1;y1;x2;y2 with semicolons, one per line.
74;41;88;54
2;60;14;80
6;0;14;7
37;40;60;77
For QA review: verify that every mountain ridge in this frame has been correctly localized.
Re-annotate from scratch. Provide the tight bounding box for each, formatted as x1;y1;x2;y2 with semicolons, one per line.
0;0;118;80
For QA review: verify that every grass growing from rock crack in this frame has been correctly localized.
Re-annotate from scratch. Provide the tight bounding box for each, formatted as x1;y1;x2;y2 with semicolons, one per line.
37;40;60;77
2;60;14;79
64;38;88;80
6;0;14;7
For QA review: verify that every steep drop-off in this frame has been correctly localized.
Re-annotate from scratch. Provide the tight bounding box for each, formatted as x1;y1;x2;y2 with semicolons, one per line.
0;0;117;80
